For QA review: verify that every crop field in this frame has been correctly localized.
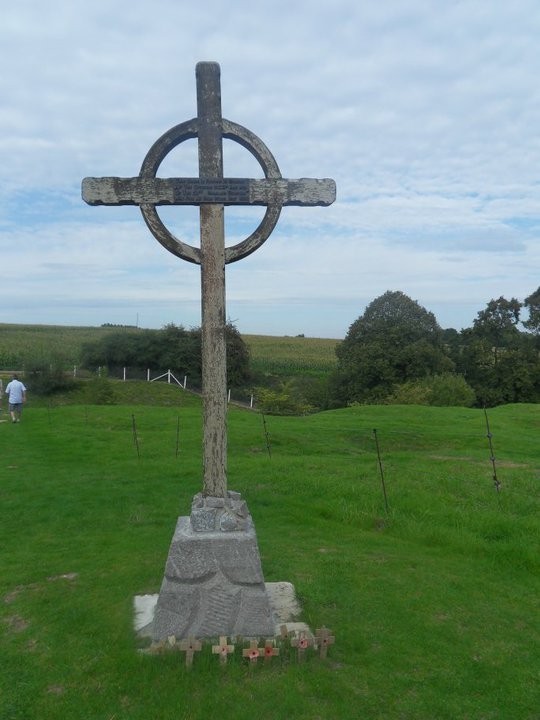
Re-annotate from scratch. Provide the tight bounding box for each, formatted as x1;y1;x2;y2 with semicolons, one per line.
245;334;339;377
0;324;135;369
0;324;340;376
0;388;538;720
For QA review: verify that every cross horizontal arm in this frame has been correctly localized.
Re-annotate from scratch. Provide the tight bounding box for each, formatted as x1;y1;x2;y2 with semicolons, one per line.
82;177;336;207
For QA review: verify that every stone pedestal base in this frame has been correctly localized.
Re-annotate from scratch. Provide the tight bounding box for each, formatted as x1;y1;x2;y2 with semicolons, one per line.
151;497;275;640
135;582;307;641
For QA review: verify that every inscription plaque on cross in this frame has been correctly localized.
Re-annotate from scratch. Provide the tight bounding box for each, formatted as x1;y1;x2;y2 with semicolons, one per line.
83;62;335;640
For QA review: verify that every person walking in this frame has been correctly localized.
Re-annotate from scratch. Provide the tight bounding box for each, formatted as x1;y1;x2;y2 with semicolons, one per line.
5;374;26;423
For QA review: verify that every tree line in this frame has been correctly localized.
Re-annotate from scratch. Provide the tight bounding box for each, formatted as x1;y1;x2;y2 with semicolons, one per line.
80;322;251;388
19;288;540;410
328;288;540;408
21;322;250;396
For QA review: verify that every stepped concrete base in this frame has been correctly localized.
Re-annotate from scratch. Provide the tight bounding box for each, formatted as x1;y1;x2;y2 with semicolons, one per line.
149;497;277;640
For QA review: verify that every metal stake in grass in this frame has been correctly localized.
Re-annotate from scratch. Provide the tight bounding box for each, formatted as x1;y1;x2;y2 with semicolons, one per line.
261;413;272;458
131;414;141;459
483;406;502;504
175;415;180;458
372;428;389;514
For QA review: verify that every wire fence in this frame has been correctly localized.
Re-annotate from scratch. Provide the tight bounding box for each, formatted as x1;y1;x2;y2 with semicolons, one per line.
89;365;257;410
0;363;259;411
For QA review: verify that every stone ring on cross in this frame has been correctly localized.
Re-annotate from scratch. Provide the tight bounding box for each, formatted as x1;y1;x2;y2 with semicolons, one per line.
82;63;335;266
138;116;285;264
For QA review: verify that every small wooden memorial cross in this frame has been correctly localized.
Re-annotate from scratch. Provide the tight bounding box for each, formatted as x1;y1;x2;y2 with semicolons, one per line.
179;637;202;667
82;62;335;499
262;639;279;663
315;626;335;659
212;635;235;665
242;639;263;663
291;630;312;662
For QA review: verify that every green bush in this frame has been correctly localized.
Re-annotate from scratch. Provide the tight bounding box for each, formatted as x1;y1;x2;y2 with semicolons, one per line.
255;381;313;415
23;354;76;396
387;373;476;407
80;321;250;388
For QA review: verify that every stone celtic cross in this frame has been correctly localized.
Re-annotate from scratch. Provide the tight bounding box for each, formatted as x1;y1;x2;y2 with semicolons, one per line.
82;62;335;501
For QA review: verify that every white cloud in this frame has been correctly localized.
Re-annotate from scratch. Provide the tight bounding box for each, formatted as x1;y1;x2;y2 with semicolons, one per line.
1;0;539;337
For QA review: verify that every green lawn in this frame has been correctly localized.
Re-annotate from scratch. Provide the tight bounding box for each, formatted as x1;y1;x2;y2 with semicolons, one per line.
1;392;538;719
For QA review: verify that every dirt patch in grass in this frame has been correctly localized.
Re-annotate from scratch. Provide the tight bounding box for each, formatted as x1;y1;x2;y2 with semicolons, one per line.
3;614;29;632
3;572;78;604
429;454;530;469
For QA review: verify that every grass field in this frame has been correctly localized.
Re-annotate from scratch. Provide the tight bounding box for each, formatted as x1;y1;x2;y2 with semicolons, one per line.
1;385;538;719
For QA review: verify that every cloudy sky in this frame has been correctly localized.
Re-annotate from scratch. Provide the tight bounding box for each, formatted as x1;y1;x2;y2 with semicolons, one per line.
1;0;539;338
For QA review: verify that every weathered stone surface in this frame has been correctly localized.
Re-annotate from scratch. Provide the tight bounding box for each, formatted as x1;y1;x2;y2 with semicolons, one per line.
134;582;307;639
152;512;274;640
82;177;336;207
190;491;249;532
265;582;302;623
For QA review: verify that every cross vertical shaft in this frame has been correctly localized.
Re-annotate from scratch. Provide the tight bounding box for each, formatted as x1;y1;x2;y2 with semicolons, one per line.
196;62;227;498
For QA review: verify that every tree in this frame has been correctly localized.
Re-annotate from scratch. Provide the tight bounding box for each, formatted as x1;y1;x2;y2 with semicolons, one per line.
472;296;521;355
523;287;540;335
24;350;77;396
224;322;251;386
450;295;540;405
80;322;251;387
330;291;454;405
343;290;442;345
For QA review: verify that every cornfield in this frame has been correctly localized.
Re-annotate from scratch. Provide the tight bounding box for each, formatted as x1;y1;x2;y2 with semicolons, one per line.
0;324;341;376
244;334;339;377
0;323;137;369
